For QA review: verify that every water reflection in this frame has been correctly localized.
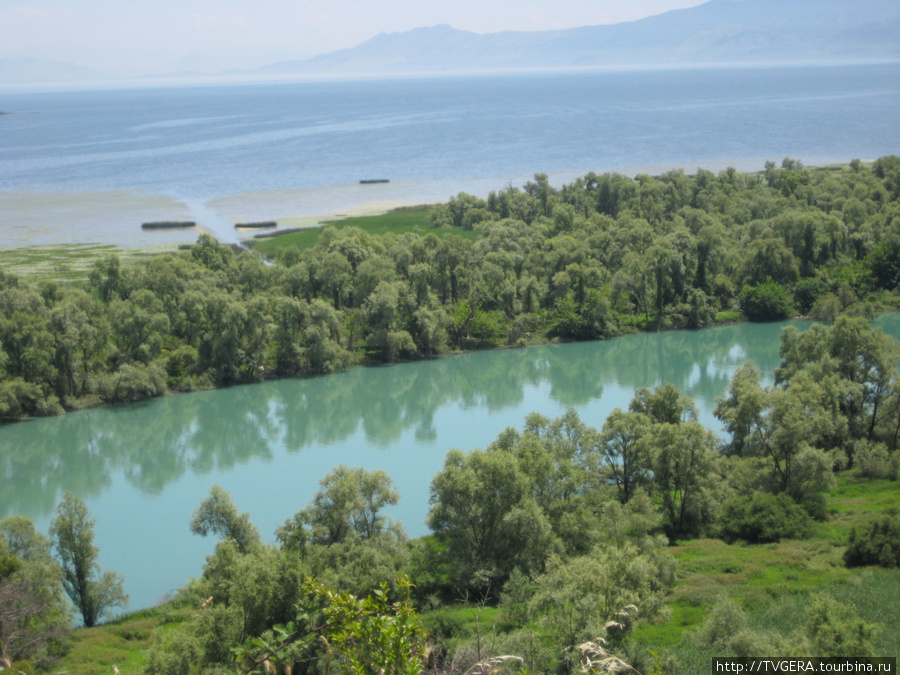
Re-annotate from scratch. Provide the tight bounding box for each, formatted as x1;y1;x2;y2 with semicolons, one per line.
3;317;897;523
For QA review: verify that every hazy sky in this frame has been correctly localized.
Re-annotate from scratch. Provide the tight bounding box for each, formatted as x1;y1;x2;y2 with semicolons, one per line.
0;0;709;75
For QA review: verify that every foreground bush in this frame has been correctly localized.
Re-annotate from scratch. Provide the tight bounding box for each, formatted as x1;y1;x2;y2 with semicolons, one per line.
844;515;900;568
717;492;812;544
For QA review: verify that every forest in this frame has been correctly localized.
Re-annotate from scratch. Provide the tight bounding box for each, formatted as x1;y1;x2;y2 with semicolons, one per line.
1;157;899;421
1;158;900;674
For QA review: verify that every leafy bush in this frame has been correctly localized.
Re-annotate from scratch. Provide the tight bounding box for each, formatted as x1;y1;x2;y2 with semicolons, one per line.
739;279;795;321
844;515;900;568
806;594;879;658
717;492;812;544
98;362;167;403
854;442;899;480
793;277;830;314
690;596;747;651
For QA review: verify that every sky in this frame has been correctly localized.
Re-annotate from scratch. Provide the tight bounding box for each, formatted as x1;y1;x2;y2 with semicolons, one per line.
0;0;710;76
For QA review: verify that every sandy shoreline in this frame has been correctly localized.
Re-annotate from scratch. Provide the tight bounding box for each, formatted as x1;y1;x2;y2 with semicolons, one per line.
0;159;779;251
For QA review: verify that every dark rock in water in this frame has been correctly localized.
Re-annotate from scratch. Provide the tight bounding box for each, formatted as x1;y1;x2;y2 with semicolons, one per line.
359;179;389;184
141;221;196;229
235;221;277;229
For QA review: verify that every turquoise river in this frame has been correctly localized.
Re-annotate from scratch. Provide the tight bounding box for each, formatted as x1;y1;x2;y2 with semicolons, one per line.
1;314;898;611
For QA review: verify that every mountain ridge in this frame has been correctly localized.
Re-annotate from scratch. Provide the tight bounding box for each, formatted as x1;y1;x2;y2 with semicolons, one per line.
2;0;898;84
255;0;900;75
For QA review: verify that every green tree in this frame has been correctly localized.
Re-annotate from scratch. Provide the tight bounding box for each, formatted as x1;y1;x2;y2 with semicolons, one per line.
48;493;127;627
362;281;416;362
644;421;717;538
279;465;402;548
776;317;900;454
0;517;70;666
629;382;698;425
598;409;652;503
740;238;798;287
88;253;126;303
714;362;771;457
495;411;602;553
739;278;794;321
427;448;555;594
190;485;261;555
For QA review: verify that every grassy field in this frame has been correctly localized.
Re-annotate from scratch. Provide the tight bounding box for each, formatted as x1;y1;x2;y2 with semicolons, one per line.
0;244;180;286
633;474;900;667
49;474;898;674
245;206;480;258
48;603;192;675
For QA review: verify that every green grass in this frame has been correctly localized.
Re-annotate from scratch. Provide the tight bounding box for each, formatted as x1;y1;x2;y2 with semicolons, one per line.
0;244;180;285
821;474;900;540
631;475;900;669
715;310;744;323
47;602;191;675
246;206;480;258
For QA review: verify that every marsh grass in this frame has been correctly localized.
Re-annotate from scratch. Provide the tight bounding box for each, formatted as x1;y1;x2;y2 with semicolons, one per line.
632;475;900;669
0;244;178;285
247;206;480;257
48;603;192;675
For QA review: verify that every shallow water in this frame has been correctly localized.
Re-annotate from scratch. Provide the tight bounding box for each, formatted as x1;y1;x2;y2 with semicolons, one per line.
2;63;899;247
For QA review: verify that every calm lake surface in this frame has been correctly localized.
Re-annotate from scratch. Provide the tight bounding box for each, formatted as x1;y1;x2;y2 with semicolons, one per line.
1;62;899;246
2;315;899;611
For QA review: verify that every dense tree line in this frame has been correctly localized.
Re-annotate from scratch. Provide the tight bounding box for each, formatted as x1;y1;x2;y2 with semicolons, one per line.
1;158;899;421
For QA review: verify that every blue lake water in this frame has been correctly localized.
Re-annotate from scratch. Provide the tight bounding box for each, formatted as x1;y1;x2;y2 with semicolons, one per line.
1;63;899;245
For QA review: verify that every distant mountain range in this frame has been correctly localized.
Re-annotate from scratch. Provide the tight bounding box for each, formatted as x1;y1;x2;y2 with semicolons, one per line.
0;57;102;84
2;0;899;84
258;0;900;76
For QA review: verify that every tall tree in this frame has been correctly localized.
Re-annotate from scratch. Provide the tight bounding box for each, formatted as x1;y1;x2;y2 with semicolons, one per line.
282;465;402;547
189;485;261;555
0;517;70;667
644;421;717;538
599;409;652;503
427;448;555;594
49;493;127;627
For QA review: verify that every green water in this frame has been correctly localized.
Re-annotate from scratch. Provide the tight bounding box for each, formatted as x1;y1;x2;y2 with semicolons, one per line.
2;316;898;610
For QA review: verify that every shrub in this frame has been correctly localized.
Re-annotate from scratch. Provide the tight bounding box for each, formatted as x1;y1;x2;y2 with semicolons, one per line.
98;362;167;403
690;596;748;651
844;515;900;568
739;279;794;321
806;594;878;658
717;492;812;544
854;441;898;480
793;277;830;314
